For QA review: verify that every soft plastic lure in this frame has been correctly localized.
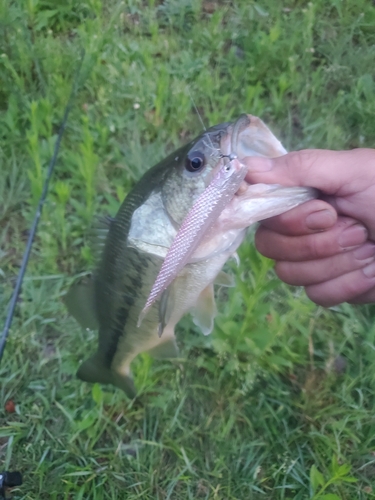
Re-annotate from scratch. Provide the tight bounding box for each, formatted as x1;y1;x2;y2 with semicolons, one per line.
138;154;247;330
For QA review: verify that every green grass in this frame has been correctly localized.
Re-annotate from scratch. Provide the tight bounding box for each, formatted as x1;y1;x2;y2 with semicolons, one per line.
1;0;375;498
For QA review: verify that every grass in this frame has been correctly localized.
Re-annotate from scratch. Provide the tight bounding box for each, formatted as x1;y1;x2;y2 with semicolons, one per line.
1;0;375;498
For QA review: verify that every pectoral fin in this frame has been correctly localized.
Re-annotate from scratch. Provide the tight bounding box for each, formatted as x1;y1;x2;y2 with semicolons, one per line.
231;252;240;266
192;284;217;336
77;352;136;399
158;288;174;337
214;271;235;288
64;275;99;330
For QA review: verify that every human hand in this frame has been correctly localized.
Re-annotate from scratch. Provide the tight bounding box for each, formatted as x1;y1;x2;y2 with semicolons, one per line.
244;149;375;306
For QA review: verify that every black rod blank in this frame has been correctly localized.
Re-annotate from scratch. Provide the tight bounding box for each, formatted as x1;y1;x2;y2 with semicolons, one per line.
0;51;85;363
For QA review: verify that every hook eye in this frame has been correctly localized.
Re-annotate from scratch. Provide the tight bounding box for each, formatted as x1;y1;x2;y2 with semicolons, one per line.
220;152;237;161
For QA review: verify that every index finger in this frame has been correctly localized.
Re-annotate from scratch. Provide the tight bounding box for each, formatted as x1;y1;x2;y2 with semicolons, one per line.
244;149;375;197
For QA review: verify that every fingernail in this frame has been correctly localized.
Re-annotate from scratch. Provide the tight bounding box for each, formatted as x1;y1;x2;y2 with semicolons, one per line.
363;261;375;278
338;224;368;249
306;209;336;230
353;243;375;260
246;157;273;172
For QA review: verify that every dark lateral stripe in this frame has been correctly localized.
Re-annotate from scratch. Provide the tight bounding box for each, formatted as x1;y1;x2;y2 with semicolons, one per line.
104;249;150;365
96;142;195;367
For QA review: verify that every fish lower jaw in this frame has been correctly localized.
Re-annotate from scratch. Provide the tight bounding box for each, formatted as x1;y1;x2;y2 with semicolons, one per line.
216;184;317;230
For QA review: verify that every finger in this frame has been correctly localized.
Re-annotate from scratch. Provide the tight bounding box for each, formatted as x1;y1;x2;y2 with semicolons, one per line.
305;262;375;307
274;242;375;286
348;285;375;304
261;199;337;236
255;217;368;261
244;148;375;196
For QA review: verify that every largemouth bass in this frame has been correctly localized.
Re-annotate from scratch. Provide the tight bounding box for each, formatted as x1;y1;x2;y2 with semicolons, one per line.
65;114;316;397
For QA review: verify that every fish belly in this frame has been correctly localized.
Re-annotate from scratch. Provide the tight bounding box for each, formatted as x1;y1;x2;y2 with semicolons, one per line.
109;249;239;393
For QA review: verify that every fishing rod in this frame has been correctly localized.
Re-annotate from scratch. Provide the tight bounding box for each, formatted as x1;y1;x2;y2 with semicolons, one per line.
0;50;85;499
0;50;84;362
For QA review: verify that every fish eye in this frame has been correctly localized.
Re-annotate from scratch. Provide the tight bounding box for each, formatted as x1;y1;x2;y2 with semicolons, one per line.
185;150;205;172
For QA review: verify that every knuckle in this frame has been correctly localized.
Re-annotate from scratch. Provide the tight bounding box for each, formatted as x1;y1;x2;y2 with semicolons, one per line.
302;234;324;260
303;229;339;260
285;150;319;178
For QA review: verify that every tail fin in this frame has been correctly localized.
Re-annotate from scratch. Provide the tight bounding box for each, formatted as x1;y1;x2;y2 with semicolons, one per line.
77;353;136;398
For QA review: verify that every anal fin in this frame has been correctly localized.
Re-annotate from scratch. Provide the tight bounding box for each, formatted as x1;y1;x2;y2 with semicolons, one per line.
77;352;136;399
192;284;217;336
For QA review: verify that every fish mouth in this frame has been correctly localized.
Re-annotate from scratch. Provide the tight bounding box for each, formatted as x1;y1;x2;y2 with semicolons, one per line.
220;114;287;160
207;115;253;181
214;114;318;227
214;114;286;195
230;114;252;153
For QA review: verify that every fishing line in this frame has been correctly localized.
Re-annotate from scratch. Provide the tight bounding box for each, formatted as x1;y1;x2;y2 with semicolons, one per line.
0;50;85;363
187;87;207;132
186;87;218;156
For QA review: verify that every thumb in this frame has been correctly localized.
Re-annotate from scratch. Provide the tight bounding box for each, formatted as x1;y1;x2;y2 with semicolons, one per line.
244;149;375;197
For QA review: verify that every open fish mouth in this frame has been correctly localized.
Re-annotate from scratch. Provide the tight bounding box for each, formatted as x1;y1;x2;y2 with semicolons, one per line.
216;114;317;229
220;114;287;160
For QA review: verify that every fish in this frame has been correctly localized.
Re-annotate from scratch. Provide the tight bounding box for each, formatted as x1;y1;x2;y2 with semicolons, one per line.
64;114;317;398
